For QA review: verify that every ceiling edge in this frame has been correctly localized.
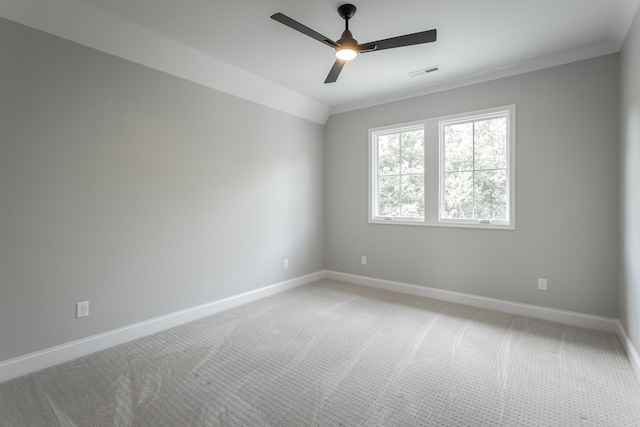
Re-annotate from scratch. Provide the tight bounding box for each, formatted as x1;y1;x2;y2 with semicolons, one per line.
610;0;640;49
330;41;617;116
0;0;331;125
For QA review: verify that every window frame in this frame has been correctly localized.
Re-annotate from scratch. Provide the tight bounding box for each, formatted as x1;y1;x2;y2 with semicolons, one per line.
369;122;426;223
369;105;516;230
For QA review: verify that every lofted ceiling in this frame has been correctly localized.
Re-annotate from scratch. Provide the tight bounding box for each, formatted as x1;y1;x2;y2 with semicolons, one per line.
1;0;639;123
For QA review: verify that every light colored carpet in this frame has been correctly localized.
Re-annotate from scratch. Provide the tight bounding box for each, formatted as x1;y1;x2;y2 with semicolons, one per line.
1;279;639;426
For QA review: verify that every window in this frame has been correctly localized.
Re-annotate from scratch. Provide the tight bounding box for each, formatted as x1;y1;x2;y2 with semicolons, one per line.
440;111;511;225
372;125;425;220
369;105;515;229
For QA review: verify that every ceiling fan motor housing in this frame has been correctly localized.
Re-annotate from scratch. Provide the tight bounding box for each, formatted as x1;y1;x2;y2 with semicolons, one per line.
338;29;358;49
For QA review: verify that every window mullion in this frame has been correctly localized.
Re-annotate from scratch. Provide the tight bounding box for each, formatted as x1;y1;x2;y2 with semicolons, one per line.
398;132;403;217
472;121;476;220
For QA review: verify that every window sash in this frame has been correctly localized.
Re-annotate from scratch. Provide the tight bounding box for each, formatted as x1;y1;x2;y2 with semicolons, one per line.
371;124;425;220
439;112;511;224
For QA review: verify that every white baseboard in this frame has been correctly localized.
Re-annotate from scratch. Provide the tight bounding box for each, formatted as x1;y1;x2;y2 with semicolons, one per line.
330;270;640;383
325;271;620;333
3;270;633;385
0;271;324;384
617;321;640;381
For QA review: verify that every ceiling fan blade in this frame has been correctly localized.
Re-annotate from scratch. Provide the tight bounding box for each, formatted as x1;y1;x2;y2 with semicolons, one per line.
271;13;339;49
358;29;437;52
325;60;346;83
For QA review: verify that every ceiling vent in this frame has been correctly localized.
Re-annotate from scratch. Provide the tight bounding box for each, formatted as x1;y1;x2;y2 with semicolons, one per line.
409;66;440;77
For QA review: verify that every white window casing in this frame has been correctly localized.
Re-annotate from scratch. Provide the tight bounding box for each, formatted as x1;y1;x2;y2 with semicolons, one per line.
369;105;515;230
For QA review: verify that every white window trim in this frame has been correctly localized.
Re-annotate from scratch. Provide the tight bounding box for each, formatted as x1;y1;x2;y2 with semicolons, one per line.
369;105;516;230
369;121;426;223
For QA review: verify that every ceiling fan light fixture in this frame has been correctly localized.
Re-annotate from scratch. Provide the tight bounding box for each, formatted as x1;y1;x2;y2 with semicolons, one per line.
336;47;358;61
336;34;358;61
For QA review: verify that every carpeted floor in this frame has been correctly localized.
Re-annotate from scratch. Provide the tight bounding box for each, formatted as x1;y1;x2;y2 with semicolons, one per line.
1;279;639;426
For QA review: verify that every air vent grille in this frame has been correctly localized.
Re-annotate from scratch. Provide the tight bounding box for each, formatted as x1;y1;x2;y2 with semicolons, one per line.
409;65;440;77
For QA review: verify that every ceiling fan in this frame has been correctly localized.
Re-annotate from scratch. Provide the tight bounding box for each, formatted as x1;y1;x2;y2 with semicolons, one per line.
271;4;437;84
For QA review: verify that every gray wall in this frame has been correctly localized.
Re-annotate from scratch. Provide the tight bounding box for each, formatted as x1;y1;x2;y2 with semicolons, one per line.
325;55;620;318
0;18;325;362
0;13;628;365
620;10;640;354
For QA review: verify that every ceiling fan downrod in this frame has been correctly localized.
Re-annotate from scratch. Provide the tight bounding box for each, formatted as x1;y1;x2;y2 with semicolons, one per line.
336;4;358;60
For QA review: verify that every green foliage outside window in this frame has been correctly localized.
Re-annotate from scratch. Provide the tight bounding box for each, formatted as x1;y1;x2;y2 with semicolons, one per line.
443;117;507;220
377;129;424;218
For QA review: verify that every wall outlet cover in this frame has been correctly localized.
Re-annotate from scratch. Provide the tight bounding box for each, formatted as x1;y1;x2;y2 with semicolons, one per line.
538;278;548;291
76;301;89;318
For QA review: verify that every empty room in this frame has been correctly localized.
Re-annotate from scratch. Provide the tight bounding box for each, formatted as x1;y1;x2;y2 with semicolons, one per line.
1;0;640;425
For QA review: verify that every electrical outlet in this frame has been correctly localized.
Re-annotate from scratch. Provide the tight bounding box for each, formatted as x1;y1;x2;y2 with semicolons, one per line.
76;301;89;318
538;278;548;291
284;259;289;269
361;256;367;265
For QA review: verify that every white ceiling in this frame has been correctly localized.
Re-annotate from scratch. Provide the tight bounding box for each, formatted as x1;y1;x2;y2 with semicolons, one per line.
1;0;639;123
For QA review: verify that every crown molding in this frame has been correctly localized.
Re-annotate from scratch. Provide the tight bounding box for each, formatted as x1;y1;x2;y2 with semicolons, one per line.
2;0;637;124
0;0;331;125
330;41;617;115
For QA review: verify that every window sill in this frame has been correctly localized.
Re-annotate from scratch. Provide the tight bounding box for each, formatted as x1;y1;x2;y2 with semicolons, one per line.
369;218;515;230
